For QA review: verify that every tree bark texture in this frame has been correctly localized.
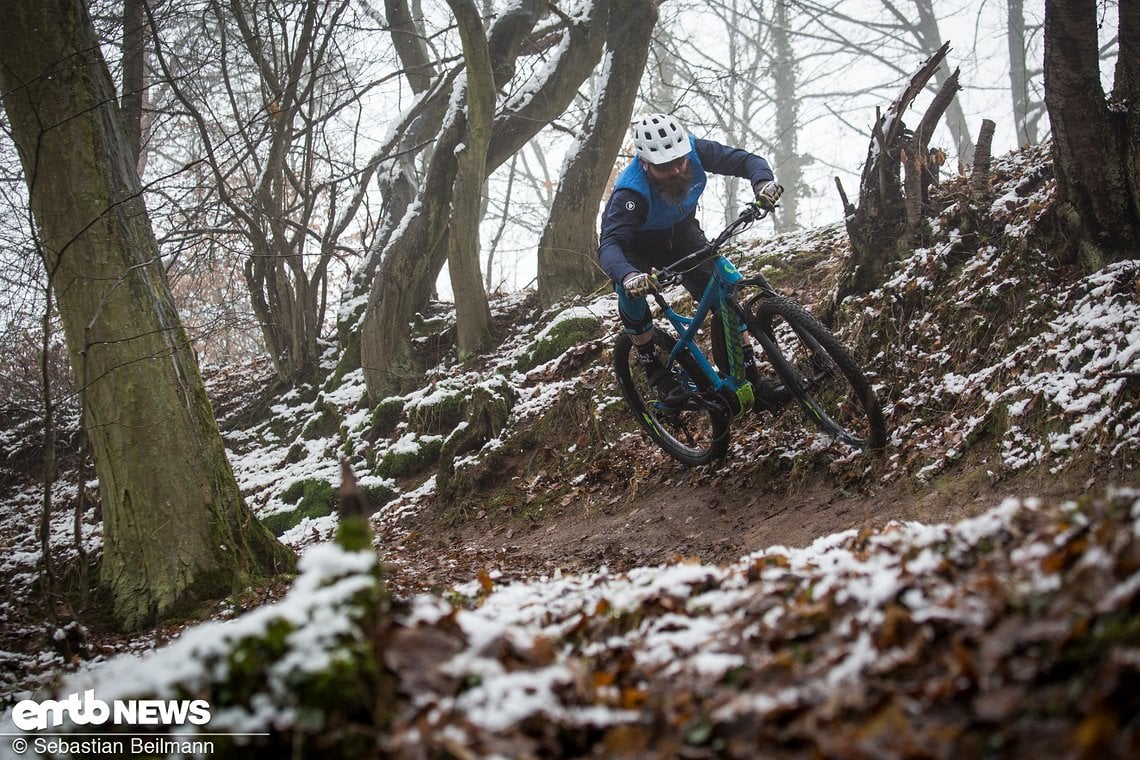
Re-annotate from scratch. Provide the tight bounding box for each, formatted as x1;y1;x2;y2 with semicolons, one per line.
1044;0;1140;268
1113;0;1140;228
536;0;658;308
385;0;436;95
903;67;960;234
360;110;464;395
120;0;148;171
484;2;609;174
971;119;997;196
0;0;293;631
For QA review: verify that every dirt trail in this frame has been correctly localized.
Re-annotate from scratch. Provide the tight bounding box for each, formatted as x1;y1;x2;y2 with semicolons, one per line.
370;457;1089;599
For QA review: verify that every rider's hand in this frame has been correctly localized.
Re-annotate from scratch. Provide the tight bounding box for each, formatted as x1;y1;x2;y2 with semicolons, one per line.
622;271;655;298
754;180;784;209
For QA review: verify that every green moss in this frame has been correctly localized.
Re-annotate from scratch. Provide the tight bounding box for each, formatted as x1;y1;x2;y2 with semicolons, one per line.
280;480;308;504
218;618;294;705
376;437;443;479
515;315;602;373
369;398;405;438
335;515;372;552
361;483;397;506
200;561;395;759
262;479;338;535
412;315;451;338
407;391;464;435
437;380;518;498
301;397;343;441
325;332;362;391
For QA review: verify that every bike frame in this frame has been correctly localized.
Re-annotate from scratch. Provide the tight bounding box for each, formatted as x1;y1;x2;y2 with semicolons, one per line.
649;205;773;413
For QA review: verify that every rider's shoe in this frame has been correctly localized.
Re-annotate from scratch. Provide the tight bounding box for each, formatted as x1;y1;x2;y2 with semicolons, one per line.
746;368;789;412
638;349;688;406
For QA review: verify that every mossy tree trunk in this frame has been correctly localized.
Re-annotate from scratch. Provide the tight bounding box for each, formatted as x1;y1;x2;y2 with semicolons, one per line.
536;0;658;310
0;0;293;631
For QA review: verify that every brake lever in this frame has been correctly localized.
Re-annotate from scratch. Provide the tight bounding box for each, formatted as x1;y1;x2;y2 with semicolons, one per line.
746;200;776;218
652;267;682;288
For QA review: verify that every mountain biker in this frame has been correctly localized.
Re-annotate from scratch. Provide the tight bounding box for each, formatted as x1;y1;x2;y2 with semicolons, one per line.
598;113;782;402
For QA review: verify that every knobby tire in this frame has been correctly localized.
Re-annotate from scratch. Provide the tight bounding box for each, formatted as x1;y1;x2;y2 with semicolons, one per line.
740;295;887;450
613;331;730;466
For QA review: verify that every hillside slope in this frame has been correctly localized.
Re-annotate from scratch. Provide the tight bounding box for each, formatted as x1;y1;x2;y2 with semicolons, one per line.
220;141;1136;596
0;142;1138;757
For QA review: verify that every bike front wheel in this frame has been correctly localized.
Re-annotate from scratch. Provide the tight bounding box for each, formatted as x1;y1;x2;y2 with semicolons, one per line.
743;296;887;450
613;331;730;466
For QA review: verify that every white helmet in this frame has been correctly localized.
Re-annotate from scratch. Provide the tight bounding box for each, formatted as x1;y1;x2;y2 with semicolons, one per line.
632;113;690;164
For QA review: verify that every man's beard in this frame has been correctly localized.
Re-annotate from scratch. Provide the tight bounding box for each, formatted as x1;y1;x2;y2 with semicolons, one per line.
651;164;693;205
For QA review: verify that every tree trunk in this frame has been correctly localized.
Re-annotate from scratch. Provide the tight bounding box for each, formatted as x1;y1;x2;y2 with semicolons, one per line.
1006;0;1039;145
120;0;148;172
911;0;974;166
537;0;658;309
770;0;802;233
446;0;495;358
971;119;997;195
1044;0;1140;268
361;110;464;396
334;67;460;367
484;1;609;174
1113;0;1140;226
385;0;435;95
0;0;293;631
902;67;960;239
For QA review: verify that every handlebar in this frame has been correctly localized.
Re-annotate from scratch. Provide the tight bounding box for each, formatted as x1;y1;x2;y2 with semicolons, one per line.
651;201;773;287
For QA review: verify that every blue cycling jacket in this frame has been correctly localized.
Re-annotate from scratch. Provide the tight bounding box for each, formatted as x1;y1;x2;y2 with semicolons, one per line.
598;136;774;285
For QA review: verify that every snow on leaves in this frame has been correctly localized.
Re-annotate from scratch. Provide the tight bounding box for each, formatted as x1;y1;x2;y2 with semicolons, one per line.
20;490;1136;758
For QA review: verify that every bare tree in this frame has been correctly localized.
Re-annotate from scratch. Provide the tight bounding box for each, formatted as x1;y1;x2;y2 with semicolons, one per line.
1006;0;1045;145
1044;0;1139;269
146;0;390;383
834;43;961;305
696;0;782;227
0;0;293;630
537;0;660;308
360;0;611;399
446;0;496;355
120;0;149;171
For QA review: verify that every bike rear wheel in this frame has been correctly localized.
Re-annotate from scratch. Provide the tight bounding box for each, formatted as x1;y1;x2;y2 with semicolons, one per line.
613;331;730;466
742;296;887;450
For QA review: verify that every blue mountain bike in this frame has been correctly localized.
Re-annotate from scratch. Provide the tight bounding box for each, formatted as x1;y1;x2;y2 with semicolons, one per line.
613;202;887;466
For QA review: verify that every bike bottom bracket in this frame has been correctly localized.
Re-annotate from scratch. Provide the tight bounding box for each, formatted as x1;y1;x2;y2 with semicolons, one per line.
719;381;754;418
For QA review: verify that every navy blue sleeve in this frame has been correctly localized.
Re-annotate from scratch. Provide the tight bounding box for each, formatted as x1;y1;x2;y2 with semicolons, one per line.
693;137;774;189
598;187;648;284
